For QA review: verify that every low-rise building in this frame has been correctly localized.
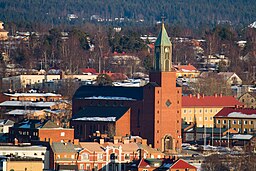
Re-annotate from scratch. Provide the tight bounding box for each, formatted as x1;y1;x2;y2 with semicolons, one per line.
136;158;197;171
214;107;256;134
0;156;43;171
3;92;62;102
238;92;256;108
182;94;243;127
9;119;74;143
174;63;200;78
0;144;49;170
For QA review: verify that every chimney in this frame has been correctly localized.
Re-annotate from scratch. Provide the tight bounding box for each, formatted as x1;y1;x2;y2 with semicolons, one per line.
197;93;200;99
220;93;223;97
100;139;104;144
202;94;204;98
73;139;79;145
141;139;147;145
123;139;129;144
14;138;18;145
114;139;118;144
189;94;192;98
214;93;218;97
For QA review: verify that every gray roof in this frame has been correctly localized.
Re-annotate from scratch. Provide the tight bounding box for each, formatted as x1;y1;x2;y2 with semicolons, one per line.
73;85;144;100
72;106;130;121
51;142;76;153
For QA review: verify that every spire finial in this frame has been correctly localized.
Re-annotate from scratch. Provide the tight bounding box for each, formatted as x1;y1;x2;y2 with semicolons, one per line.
161;14;166;25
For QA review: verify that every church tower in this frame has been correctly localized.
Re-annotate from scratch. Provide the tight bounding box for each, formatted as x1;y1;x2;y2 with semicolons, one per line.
154;18;172;72
148;18;182;153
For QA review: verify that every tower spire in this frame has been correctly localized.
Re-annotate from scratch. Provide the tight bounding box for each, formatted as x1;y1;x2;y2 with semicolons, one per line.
154;15;172;72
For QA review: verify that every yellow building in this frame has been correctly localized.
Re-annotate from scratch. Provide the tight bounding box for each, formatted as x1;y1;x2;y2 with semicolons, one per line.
2;156;43;171
214;107;256;134
182;94;243;127
174;64;200;78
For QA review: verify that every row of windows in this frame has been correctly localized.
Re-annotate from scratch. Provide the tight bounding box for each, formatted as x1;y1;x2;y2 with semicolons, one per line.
217;120;254;125
183;109;219;114
184;117;213;121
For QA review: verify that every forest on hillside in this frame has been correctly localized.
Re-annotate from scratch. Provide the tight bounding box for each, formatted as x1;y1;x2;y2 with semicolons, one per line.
0;0;255;29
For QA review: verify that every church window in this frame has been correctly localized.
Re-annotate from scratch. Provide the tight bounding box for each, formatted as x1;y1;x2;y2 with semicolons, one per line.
166;99;171;107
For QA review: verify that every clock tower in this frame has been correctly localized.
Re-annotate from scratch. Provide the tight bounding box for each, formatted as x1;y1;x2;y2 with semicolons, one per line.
148;18;182;153
154;17;172;72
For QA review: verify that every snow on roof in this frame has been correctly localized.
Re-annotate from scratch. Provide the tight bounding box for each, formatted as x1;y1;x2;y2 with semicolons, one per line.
228;112;256;118
5;109;41;115
82;96;136;101
223;134;253;140
4;92;61;97
0;101;56;107
73;117;116;122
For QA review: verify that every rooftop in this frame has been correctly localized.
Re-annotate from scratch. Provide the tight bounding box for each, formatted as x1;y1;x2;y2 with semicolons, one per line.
215;107;256;118
182;94;243;107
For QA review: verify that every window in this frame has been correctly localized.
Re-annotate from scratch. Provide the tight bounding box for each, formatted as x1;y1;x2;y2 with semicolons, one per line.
81;153;89;160
205;109;208;113
238;120;241;125
205;117;208;121
184;117;186;121
233;120;237;124
184;110;187;114
244;120;248;125
110;153;117;160
80;164;84;169
166;99;172;107
210;117;213;120
97;154;103;160
125;154;130;160
223;120;226;124
251;121;254;125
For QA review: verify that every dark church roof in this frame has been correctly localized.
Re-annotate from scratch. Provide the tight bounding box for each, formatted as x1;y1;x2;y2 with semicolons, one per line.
73;85;145;100
72;106;130;121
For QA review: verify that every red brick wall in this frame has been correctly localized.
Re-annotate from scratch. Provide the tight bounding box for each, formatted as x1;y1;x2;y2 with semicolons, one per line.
150;71;182;152
39;129;74;143
116;109;131;136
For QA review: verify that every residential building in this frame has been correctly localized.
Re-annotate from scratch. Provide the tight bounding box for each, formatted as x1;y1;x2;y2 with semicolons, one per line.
0;119;14;133
50;142;78;170
182;124;237;144
238;92;256;108
2;74;97;91
136;158;197;171
72;20;182;153
0;144;49;169
9;119;74;143
3;92;62;102
174;63;200;78
182;94;243;127
217;72;243;85
214;107;256;134
0;156;43;171
0;100;68;122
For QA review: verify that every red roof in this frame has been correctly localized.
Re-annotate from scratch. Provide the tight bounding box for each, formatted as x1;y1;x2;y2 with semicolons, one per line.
138;158;151;168
80;68;97;74
215;107;256;117
182;95;243;107
174;64;198;72
170;159;197;169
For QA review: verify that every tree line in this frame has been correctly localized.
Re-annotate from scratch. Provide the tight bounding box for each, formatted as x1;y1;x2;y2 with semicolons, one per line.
0;0;255;29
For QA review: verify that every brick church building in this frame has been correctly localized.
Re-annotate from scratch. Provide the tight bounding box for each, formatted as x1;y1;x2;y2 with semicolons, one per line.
71;21;182;153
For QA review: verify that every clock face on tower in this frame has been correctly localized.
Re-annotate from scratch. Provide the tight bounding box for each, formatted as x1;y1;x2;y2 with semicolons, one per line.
165;47;170;53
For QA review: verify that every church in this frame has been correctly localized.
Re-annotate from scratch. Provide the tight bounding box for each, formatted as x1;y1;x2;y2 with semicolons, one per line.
71;21;182;153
